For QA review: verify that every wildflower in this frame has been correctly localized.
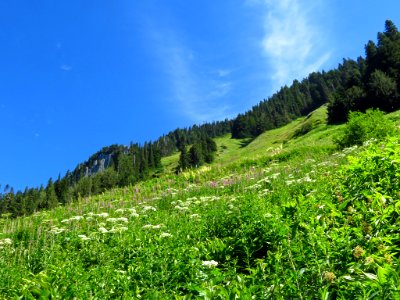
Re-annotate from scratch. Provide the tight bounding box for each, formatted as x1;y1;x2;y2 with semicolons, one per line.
115;208;125;213
78;235;90;241
353;246;365;260
323;271;336;283
98;227;108;233
175;205;189;211
142;205;157;212
160;232;173;238
49;227;65;234
130;212;140;218
110;226;128;233
107;217;128;223
0;238;12;245
302;176;315;183
142;224;153;229
190;214;200;219
202;260;218;268
97;212;109;218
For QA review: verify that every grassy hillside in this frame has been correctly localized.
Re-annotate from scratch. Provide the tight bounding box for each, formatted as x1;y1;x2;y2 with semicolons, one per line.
1;106;400;299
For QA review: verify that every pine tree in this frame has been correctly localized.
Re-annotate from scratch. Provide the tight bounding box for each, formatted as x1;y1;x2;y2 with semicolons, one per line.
177;146;189;172
46;178;58;209
189;143;204;168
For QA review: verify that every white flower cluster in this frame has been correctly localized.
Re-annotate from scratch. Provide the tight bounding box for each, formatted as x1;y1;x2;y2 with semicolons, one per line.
106;217;128;223
202;260;218;268
78;234;90;241
142;224;164;230
0;238;12;249
286;174;316;185
49;226;65;234
109;226;128;233
160;232;173;238
142;205;157;212
61;215;84;223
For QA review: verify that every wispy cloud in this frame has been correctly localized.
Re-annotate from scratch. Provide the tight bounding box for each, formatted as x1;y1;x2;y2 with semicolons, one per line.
253;0;331;91
147;26;233;122
60;64;72;71
216;69;232;78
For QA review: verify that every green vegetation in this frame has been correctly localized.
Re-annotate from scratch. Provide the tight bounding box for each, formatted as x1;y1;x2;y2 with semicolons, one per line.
334;109;396;148
1;108;400;298
177;136;218;172
232;20;400;137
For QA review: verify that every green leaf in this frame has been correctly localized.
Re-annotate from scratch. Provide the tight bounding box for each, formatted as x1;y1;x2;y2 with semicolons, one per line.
363;272;378;281
377;266;389;284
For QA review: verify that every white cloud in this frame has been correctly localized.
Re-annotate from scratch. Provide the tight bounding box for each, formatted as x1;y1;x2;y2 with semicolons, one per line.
257;0;331;91
217;69;232;77
60;64;72;71
148;27;233;122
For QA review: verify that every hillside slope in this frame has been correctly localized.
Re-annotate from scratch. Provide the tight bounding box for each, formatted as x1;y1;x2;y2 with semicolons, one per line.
1;108;400;298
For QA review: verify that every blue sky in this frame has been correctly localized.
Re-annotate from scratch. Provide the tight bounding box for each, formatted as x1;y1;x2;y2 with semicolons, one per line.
1;0;399;191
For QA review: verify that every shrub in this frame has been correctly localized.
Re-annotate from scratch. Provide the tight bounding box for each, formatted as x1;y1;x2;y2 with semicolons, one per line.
334;109;396;149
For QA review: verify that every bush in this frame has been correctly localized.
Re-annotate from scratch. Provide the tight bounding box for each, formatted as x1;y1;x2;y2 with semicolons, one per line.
334;109;396;149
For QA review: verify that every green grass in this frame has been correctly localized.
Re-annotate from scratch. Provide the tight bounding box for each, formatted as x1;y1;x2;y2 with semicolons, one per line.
1;105;399;299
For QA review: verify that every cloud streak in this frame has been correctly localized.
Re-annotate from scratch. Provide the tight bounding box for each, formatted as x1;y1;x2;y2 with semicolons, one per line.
60;64;72;71
257;0;331;91
147;25;233;122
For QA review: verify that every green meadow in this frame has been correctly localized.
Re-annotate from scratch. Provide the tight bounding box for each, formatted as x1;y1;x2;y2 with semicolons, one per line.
1;106;400;299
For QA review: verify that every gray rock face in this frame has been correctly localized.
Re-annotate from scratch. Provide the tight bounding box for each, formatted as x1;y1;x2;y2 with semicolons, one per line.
85;153;113;177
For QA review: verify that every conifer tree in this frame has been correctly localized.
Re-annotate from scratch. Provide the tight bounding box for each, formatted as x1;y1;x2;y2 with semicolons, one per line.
177;146;189;172
189;143;204;168
46;178;58;209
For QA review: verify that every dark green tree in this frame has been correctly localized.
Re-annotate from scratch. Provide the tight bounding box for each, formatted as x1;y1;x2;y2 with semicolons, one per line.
46;178;58;209
177;146;190;172
189;143;204;168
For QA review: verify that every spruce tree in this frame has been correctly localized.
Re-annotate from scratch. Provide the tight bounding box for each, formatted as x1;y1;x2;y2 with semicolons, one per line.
178;146;189;172
189;143;204;168
46;178;58;209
